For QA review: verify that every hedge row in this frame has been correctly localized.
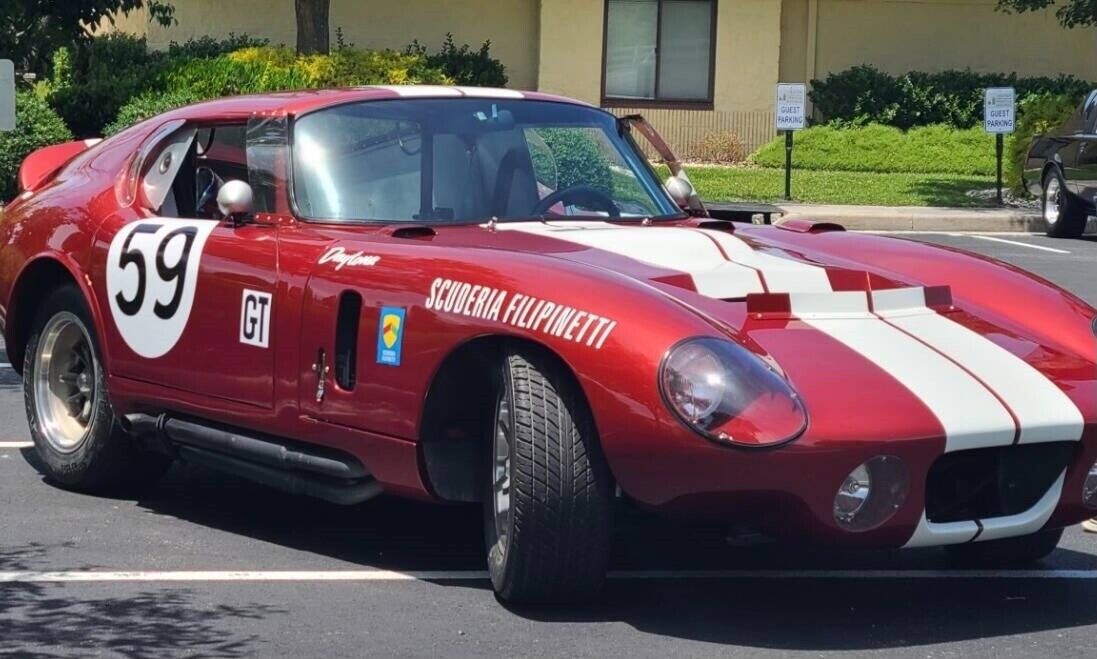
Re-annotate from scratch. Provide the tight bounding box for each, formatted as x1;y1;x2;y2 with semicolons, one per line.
753;124;997;176
811;65;1093;130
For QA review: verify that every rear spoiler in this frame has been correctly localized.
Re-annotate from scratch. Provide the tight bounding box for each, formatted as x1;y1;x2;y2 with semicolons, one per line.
18;138;102;193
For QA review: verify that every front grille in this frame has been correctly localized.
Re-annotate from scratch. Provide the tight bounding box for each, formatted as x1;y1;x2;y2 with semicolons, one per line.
925;442;1076;524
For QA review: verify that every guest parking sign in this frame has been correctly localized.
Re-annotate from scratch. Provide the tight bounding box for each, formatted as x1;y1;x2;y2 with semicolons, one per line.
984;87;1015;134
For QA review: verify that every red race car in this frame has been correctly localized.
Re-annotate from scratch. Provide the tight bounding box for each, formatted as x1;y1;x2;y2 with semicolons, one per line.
1;87;1095;603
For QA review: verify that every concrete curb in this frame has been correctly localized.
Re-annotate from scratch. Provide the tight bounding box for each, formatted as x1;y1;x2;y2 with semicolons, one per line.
773;203;1046;232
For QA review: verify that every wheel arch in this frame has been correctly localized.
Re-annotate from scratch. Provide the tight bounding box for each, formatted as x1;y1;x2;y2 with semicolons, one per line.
417;334;598;503
4;255;102;375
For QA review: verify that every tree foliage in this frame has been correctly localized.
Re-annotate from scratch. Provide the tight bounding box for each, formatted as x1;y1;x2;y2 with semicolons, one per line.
0;0;174;75
996;0;1097;28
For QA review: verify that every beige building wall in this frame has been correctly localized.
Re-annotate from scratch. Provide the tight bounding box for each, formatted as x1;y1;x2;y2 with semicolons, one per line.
781;0;1097;84
110;0;541;91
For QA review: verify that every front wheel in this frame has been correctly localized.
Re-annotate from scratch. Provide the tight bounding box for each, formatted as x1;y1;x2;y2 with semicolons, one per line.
23;285;171;493
944;527;1063;566
1043;169;1086;239
483;346;613;604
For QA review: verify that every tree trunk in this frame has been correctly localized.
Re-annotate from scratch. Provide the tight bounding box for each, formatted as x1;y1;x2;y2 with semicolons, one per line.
295;0;331;55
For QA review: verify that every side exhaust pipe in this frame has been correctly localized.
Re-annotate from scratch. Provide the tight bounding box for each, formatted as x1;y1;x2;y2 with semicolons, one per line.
123;413;381;505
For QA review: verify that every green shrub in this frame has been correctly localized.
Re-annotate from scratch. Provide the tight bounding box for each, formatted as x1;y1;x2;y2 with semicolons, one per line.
811;65;1094;129
162;45;451;99
104;89;206;136
751;124;996;176
43;34;268;137
166;34;268;60
1005;92;1082;192
47;34;165;137
0;93;73;201
405;33;507;87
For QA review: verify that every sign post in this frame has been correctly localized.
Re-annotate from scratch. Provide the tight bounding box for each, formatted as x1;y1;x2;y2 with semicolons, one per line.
0;61;14;133
775;83;807;201
984;87;1015;206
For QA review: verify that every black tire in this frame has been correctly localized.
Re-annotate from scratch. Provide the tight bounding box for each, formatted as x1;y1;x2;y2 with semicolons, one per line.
23;285;171;494
1043;169;1086;239
483;346;613;604
944;527;1063;566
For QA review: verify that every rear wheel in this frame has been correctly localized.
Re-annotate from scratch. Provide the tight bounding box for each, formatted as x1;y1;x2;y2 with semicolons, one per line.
944;527;1063;566
483;347;613;604
1043;169;1086;239
23;285;171;493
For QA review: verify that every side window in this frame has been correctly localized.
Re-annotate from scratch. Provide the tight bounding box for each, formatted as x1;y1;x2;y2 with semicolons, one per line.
293;113;422;221
143;123;248;219
1084;91;1097;134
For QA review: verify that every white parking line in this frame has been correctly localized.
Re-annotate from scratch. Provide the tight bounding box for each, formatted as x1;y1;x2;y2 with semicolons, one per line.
0;363;11;369
0;569;1093;583
968;235;1071;254
0;442;31;448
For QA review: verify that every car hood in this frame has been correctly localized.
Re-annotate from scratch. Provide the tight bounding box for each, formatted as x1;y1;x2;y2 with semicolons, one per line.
433;220;1095;450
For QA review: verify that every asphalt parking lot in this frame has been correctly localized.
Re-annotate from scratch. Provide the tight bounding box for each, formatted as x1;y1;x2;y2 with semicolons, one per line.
1;231;1095;658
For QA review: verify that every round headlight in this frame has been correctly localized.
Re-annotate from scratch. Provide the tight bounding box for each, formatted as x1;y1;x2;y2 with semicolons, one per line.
1083;460;1097;509
659;338;807;447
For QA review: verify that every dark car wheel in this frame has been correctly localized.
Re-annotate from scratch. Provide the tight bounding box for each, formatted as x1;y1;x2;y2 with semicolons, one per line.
483;346;613;604
944;527;1063;566
23;285;171;493
1043;169;1086;239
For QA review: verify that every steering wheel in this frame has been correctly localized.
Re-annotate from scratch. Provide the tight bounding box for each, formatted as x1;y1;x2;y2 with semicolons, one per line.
531;185;621;218
195;167;225;218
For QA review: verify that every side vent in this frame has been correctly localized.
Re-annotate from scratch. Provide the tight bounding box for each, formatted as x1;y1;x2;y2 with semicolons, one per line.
334;292;362;390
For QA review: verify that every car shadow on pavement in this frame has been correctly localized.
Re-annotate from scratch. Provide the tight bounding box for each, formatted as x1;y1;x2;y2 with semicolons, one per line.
0;543;285;659
114;462;1097;651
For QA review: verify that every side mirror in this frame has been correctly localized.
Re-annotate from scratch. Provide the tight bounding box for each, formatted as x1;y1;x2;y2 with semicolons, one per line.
664;174;696;209
217;179;254;223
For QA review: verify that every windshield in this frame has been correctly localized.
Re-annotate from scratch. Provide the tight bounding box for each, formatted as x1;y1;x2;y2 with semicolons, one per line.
291;98;681;223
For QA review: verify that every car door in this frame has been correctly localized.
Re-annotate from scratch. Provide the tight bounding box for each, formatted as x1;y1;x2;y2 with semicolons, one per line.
97;122;279;409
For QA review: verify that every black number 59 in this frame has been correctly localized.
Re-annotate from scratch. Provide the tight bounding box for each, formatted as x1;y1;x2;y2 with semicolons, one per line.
114;223;199;319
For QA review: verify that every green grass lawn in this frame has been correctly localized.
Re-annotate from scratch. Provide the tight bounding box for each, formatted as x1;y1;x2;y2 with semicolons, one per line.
682;165;997;207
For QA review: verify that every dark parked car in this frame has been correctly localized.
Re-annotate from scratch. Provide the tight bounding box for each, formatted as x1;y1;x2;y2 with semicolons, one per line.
1024;89;1097;238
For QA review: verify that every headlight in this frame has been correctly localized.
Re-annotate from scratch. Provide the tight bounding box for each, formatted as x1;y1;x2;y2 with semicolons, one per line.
659;337;807;447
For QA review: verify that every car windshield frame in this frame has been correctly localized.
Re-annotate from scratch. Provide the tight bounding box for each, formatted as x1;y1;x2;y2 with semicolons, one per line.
287;97;686;226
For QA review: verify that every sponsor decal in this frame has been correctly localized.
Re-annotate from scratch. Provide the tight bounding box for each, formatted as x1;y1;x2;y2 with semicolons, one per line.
239;289;272;348
105;218;218;358
376;307;406;366
424;278;617;349
319;246;381;270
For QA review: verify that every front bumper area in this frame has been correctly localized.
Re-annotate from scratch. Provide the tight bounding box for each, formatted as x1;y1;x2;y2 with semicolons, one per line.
609;425;1097;549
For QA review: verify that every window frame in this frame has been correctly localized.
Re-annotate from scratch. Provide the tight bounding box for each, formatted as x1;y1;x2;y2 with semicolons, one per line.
600;0;718;110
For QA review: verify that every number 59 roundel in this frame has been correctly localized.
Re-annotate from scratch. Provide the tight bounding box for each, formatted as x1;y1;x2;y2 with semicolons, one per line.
105;218;218;358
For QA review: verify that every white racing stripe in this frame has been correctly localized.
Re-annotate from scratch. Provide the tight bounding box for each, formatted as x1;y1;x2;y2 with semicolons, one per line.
789;292;1016;452
0;569;1093;583
874;288;1084;445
